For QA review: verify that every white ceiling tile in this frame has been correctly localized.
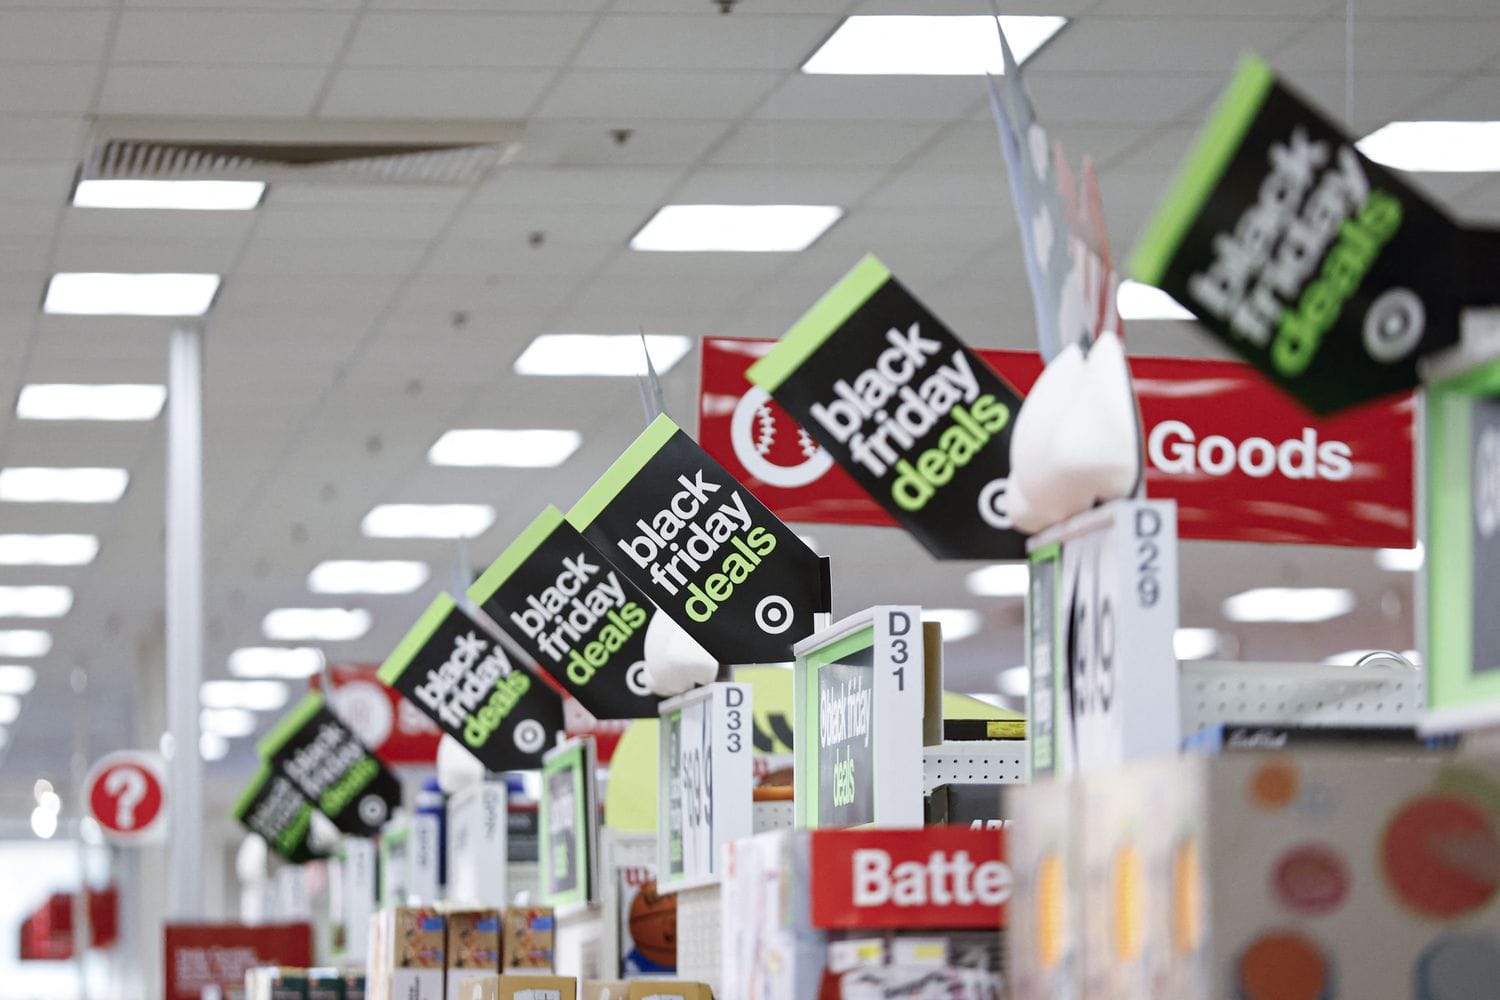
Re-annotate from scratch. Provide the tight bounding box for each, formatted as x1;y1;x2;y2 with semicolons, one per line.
125;0;360;7
266;183;470;210
1277;18;1500;74
1034;17;1308;74
253;205;453;242
755;75;985;121
52;235;245;273
1401;72;1500;120
370;0;607;8
1283;73;1467;132
572;14;837;71
825;206;1016;248
443;204;645;245
670;166;885;204
112;10;356;65
0;10;112;62
535;69;782;119
612;0;847;10
0;116;88;162
422;239;617;278
513;120;730;168
1007;71;1221;124
317;67;552;119
60;207;258;244
862;168;1011;209
234;238;429;276
0;64;99;114
99;65;326;116
344;13;593;68
709;120;944;167
0;204;60;239
852;0;1093;12
0;161;74;204
471;165;682;207
1087;0;1338;14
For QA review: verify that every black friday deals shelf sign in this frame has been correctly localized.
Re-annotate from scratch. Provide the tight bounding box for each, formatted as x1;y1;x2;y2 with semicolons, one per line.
468;505;660;721
378;593;565;772
568;413;828;665
233;763;324;864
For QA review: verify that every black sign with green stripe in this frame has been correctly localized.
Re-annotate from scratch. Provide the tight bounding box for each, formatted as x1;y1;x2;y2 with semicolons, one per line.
468;506;660;720
1130;54;1464;414
569;415;825;665
747;256;1027;560
234;763;326;864
379;594;564;770
258;693;401;838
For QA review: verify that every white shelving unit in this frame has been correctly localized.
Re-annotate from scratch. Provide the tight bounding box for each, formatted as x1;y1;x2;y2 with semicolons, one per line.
922;740;1028;793
1179;660;1425;737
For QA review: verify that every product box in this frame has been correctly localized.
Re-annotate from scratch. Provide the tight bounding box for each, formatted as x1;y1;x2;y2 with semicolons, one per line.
447;782;510;908
1008;752;1500;999
447;910;502;1000
452;975;499;1000
626;981;713;1000
580;982;629;1000
502;907;555;971
496;974;577;1000
389;907;446;1000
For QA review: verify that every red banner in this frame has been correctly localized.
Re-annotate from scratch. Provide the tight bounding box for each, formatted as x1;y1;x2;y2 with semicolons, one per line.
312;663;442;766
699;338;1414;548
809;826;1010;930
163;923;311;1000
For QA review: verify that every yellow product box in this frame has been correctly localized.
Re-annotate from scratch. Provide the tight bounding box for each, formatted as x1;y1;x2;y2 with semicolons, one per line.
501;907;554;971
447;910;501;1000
391;907;447;1000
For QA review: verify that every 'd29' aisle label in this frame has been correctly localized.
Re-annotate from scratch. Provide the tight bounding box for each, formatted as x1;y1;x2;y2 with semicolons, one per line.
1131;54;1465;414
234;764;324;864
748;256;1028;560
379;594;565;771
468;506;660;720
257;693;401;838
569;414;827;665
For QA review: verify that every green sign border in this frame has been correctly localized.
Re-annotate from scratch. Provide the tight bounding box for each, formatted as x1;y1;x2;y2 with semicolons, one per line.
795;624;875;828
1027;542;1064;777
747;255;891;393
257;692;324;759
377;592;458;686
539;739;592;908
568;413;678;529
468;506;565;607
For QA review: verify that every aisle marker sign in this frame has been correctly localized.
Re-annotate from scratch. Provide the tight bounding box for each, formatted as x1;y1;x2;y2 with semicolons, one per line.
747;257;1028;560
468;506;661;720
258;692;402;838
540;737;600;908
657;681;752;891
379;593;564;772
84;751;167;843
234;764;325;864
569;413;827;665
1131;54;1466;414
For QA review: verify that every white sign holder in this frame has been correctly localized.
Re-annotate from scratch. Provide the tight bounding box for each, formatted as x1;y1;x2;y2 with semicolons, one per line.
657;681;752;891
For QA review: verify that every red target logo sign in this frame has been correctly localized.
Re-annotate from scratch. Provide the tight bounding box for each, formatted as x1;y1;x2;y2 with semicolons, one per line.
85;752;166;842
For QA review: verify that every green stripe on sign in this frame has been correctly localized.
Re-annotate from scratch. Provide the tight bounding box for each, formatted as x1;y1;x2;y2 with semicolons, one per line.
568;413;679;529
233;763;274;819
377;592;457;687
748;255;891;393
257;692;324;759
469;506;565;606
1129;53;1275;286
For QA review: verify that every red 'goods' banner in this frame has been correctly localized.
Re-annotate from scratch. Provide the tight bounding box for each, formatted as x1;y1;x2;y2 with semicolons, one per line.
699;338;1414;549
809;826;1010;929
163;923;312;1000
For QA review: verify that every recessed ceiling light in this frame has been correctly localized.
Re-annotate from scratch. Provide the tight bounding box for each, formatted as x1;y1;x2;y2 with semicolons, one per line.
631;205;842;253
17;384;166;421
200;707;257;739
361;503;496;540
44;272;220;317
0;694;19;724
0;534;99;566
514;334;694;378
200;679;289;712
1222;587;1355;624
927;608;983;643
308;560;429;596
30;806;56;840
0;468;128;503
803;14;1066;75
1357;121;1500;172
199;731;230;762
1174;627;1222;661
73;179;265;211
0;665;36;695
0;631;51;657
428;429;582;469
262;607;371;642
1375;543;1424;572
1117;279;1195;321
0;586;72;618
228;646;324;680
998;665;1029;698
965;563;1030;598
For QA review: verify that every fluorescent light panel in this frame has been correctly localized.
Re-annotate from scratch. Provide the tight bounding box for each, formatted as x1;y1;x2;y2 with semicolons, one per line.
201;707;257;739
73;179;265;211
803;15;1066;75
228;646;323;680
1358;121;1500;172
308;560;429;596
631;205;842;253
0;534;98;566
0;586;72;618
262;607;371;642
0;665;36;694
361;503;496;540
1375;543;1424;572
200;731;230;761
428;429;581;469
1174;627;1222;661
44;272;220;317
1117;280;1195;321
1222;587;1355;624
998;665;1029;698
0;694;19;724
18;384;166;421
514;334;693;378
0;468;128;503
926;608;982;643
200;679;289;712
0;630;50;657
965;563;1030;598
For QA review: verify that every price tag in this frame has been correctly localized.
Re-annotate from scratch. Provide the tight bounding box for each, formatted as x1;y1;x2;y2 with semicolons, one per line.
657;682;752;890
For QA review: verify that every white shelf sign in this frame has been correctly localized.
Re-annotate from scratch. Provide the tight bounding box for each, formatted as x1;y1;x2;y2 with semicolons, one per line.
658;681;753;890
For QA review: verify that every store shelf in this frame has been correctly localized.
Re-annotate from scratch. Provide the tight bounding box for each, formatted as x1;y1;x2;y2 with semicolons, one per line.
922;741;1028;792
752;799;794;834
1179;660;1425;736
675;882;723;999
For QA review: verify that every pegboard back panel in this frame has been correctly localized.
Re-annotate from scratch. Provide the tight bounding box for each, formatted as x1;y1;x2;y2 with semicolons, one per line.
675;882;722;997
922;741;1028;793
1180;661;1425;736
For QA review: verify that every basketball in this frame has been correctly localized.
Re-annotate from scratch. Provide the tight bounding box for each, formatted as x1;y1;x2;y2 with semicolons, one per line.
628;880;677;968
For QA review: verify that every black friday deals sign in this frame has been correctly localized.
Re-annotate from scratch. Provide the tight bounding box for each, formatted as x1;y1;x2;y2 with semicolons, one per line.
569;414;826;665
747;256;1028;560
233;763;324;864
378;593;565;771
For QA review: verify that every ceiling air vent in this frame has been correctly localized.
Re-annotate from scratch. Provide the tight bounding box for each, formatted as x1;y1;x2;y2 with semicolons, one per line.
80;117;523;186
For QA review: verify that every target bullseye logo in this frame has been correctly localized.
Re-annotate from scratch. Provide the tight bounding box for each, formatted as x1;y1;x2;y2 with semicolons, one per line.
625;660;652;697
513;718;547;755
978;478;1013;530
755;594;794;635
1363;287;1426;363
731;386;834;489
358;794;389;828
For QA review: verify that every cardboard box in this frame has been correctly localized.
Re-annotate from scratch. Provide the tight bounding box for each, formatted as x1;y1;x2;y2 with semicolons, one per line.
451;974;499;1000
625;982;712;1000
502;907;554;971
390;907;446;1000
496;974;577;1000
447;910;502;1000
580;982;629;1000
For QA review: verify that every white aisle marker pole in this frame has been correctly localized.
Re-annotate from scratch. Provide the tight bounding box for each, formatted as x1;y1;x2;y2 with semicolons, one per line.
166;325;205;919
